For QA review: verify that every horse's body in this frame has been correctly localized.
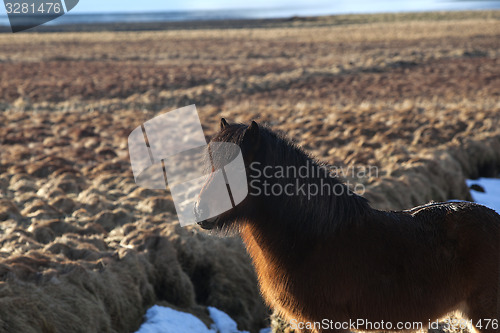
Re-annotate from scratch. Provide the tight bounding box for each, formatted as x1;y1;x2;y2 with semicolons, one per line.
197;119;500;333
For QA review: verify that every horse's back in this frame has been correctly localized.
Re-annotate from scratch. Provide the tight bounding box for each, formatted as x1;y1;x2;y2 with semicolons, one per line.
405;200;499;255
406;200;500;230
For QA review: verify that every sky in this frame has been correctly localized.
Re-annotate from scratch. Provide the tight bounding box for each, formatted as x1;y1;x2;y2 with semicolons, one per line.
45;0;500;15
1;0;499;17
72;0;327;13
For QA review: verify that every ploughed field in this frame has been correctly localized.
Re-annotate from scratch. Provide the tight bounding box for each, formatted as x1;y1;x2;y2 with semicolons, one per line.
0;11;499;333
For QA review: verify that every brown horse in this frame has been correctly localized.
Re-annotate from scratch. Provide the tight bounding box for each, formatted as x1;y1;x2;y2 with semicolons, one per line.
196;119;500;333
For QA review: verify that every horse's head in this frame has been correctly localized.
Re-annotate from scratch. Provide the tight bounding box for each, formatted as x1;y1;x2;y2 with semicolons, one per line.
195;118;262;231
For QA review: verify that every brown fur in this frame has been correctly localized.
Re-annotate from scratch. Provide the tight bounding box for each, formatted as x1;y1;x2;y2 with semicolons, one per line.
198;120;500;333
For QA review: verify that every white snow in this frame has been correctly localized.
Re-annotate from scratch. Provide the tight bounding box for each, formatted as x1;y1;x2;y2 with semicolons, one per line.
466;177;500;213
135;306;214;333
135;305;271;333
207;307;248;333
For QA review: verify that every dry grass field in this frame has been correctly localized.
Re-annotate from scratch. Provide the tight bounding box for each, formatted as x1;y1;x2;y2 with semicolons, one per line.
0;10;499;333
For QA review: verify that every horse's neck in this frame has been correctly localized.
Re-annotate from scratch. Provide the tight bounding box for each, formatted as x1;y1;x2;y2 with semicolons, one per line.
239;200;319;270
239;222;292;312
239;217;316;313
252;153;364;235
245;134;374;245
240;221;306;275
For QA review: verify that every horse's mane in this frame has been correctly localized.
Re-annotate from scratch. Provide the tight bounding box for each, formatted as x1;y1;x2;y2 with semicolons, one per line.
213;123;372;237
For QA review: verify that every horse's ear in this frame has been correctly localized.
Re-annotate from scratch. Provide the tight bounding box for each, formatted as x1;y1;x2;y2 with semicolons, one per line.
220;118;229;130
241;121;261;163
247;120;259;136
245;121;259;139
242;121;260;148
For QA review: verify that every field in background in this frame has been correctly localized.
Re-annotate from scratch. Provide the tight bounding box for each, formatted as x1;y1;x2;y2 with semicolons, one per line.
0;11;499;333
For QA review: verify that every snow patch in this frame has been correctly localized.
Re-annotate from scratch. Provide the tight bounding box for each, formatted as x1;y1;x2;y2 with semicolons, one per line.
207;307;248;333
136;305;213;333
466;177;500;213
136;305;269;333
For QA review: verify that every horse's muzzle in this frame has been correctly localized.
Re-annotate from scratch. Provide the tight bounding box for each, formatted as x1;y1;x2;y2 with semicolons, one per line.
194;200;217;229
197;217;217;230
